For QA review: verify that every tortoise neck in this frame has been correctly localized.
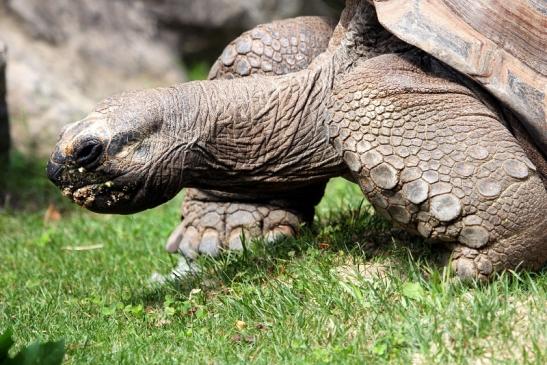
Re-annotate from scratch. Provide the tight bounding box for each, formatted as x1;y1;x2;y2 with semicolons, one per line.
165;64;346;193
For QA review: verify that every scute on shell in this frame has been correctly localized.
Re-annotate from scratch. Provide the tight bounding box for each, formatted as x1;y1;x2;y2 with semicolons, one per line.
374;0;547;154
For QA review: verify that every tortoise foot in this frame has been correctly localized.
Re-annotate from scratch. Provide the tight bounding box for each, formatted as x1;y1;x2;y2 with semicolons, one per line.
450;247;492;282
165;189;304;259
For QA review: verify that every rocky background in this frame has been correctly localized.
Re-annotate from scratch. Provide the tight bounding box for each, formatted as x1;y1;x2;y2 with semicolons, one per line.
0;41;8;171
0;0;338;159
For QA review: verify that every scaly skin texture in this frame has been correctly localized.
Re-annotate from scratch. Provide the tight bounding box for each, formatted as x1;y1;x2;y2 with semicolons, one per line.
47;0;547;280
166;184;327;255
167;17;337;255
209;16;337;79
166;187;323;257
167;5;409;257
328;52;547;280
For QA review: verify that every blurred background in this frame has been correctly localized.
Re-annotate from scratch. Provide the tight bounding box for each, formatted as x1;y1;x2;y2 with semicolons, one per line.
0;0;339;209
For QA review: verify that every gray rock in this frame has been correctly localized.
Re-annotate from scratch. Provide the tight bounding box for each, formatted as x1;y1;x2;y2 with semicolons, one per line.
0;41;8;166
0;40;9;204
1;0;186;154
0;0;336;155
141;0;336;63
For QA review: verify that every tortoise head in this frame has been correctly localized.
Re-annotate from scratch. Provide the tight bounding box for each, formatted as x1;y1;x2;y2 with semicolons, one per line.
47;89;188;214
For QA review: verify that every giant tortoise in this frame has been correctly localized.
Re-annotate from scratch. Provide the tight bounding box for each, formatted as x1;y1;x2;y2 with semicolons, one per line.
47;0;547;280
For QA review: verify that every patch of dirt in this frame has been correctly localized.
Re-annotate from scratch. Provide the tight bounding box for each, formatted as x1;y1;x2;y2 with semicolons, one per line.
333;259;398;284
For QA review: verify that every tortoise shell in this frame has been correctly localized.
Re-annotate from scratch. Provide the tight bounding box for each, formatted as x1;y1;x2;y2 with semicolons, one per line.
373;0;547;154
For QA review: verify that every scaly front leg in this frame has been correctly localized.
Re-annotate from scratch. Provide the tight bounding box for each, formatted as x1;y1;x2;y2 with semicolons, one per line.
166;16;336;257
166;185;326;257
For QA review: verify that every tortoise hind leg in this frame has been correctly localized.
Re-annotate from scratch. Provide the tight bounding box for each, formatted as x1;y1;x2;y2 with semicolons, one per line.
329;52;547;280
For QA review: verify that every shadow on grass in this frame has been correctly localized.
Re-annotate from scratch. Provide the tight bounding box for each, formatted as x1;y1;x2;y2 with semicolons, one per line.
137;213;545;310
1;150;70;211
135;202;450;306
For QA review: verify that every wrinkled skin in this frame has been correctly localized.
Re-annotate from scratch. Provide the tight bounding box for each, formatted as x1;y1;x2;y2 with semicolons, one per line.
166;16;337;256
48;0;547;280
47;91;180;214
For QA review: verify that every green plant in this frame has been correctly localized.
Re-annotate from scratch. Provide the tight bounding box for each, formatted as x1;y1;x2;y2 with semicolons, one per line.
0;329;64;365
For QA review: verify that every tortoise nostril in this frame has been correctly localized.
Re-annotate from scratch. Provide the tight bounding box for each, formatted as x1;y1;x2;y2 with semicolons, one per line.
74;139;103;169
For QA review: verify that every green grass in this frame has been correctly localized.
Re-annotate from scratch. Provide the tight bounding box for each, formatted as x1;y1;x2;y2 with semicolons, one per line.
0;153;545;364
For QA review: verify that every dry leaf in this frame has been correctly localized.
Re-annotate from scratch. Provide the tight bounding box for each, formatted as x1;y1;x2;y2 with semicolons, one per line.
318;242;330;250
235;320;246;331
44;203;62;223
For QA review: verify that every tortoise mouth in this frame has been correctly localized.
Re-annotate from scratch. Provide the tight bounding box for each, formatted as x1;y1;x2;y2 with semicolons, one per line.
61;182;131;211
47;159;142;213
47;155;177;214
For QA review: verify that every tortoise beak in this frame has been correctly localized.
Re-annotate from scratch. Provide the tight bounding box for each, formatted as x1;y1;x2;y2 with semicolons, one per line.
46;159;64;186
